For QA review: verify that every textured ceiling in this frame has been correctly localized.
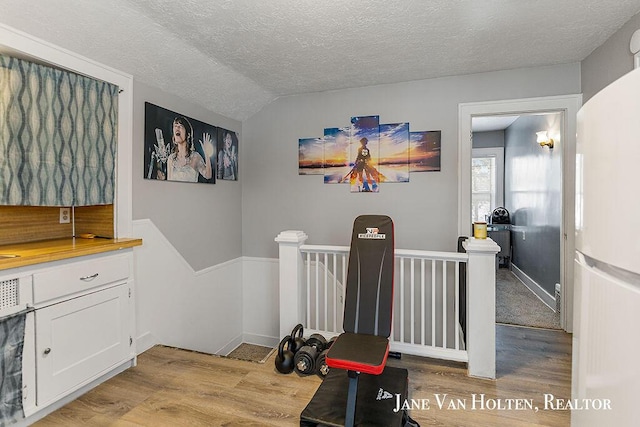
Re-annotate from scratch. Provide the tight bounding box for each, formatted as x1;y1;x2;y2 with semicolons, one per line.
1;0;640;121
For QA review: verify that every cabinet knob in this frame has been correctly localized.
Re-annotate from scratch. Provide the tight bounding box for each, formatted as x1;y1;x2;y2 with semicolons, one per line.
43;348;51;355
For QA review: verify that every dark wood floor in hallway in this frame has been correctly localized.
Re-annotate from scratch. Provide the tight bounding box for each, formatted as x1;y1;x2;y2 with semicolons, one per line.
35;324;572;426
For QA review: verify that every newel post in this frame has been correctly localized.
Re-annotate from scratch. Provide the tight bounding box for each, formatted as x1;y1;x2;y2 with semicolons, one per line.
463;237;500;379
275;230;308;339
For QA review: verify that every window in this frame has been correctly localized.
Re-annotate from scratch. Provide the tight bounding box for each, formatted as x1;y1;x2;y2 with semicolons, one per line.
471;148;504;223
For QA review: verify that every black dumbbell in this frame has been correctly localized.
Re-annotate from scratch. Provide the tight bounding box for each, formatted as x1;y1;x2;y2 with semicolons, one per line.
306;333;327;352
315;335;338;379
316;349;329;378
274;335;295;374
294;333;327;375
290;324;305;354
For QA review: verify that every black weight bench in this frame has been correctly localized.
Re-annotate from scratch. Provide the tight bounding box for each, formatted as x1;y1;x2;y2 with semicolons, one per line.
300;215;418;426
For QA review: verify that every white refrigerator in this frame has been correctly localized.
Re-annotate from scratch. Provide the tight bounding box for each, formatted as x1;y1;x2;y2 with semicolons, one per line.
573;66;640;425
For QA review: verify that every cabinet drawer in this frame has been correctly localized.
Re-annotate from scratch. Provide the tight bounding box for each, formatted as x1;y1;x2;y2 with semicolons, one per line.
33;255;129;304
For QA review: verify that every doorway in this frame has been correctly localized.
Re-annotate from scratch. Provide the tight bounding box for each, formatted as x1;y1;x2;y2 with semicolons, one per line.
458;95;582;332
472;113;561;329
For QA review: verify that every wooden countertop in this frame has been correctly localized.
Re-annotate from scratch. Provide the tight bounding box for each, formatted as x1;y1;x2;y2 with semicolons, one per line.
0;237;143;271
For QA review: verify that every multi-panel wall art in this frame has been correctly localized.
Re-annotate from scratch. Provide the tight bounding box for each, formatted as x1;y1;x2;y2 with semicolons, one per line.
298;115;441;193
144;102;239;184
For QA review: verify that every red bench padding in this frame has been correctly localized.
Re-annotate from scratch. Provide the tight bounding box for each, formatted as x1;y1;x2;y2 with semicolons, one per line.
325;332;389;375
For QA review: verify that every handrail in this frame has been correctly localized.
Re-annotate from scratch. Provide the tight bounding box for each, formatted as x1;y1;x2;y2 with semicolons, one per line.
300;244;349;253
300;244;468;262
280;232;500;378
395;248;468;262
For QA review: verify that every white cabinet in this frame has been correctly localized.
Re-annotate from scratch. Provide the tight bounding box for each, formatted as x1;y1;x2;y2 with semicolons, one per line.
35;283;131;406
4;249;138;422
32;254;130;305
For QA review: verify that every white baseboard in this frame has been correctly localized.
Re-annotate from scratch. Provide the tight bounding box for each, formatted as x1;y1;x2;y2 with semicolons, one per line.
511;263;555;310
136;331;158;355
242;333;279;348
218;334;244;356
20;359;134;426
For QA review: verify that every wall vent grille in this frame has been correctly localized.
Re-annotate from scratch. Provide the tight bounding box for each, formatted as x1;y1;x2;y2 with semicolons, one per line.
0;278;19;311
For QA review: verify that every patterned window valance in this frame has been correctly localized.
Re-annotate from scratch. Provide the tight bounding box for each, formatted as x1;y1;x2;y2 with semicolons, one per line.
0;54;118;206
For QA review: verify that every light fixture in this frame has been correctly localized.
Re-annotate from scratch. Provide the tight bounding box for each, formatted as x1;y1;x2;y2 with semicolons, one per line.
536;131;554;148
630;29;640;69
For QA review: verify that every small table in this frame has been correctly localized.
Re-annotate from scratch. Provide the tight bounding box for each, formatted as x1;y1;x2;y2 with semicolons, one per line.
488;224;511;268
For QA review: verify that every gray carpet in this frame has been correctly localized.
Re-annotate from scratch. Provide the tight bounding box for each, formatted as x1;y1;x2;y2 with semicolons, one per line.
225;343;275;363
496;269;561;329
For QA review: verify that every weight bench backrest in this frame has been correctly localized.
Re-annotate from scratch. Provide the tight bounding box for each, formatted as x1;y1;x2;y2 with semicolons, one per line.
343;215;394;337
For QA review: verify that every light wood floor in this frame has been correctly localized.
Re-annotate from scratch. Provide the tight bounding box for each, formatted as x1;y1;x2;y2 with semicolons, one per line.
35;325;572;426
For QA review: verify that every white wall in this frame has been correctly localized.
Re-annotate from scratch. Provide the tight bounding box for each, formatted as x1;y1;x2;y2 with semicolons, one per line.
242;257;280;347
133;219;243;355
242;64;581;259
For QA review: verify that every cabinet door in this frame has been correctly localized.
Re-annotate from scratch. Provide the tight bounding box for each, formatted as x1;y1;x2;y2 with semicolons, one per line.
35;284;130;405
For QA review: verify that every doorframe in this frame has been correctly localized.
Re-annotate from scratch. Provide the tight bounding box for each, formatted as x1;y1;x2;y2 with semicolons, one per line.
458;94;582;332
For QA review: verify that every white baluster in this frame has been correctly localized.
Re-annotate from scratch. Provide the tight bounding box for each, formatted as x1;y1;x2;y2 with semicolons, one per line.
400;257;405;343
431;259;436;346
421;259;426;346
442;260;447;349
410;257;415;344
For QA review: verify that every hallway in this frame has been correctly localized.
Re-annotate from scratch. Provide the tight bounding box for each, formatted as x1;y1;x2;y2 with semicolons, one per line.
496;269;561;329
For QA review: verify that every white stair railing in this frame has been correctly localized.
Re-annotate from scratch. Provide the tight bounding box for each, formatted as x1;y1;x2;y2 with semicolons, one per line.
275;230;499;379
299;246;468;362
300;245;349;336
393;249;468;362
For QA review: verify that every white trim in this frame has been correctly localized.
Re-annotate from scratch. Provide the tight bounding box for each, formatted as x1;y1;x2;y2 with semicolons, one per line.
20;359;134;425
458;94;581;332
0;24;134;237
135;331;158;355
511;263;556;310
219;334;244;356
242;333;279;348
241;256;279;265
194;257;243;277
132;219;242;275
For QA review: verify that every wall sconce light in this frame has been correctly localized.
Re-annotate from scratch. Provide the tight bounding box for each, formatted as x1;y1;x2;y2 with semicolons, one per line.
536;131;554;148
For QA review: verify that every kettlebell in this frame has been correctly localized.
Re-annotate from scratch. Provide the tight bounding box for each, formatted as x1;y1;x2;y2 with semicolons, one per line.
275;335;295;374
290;323;305;354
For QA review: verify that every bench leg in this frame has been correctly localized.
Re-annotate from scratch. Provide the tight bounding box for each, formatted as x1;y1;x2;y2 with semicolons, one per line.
345;370;359;427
